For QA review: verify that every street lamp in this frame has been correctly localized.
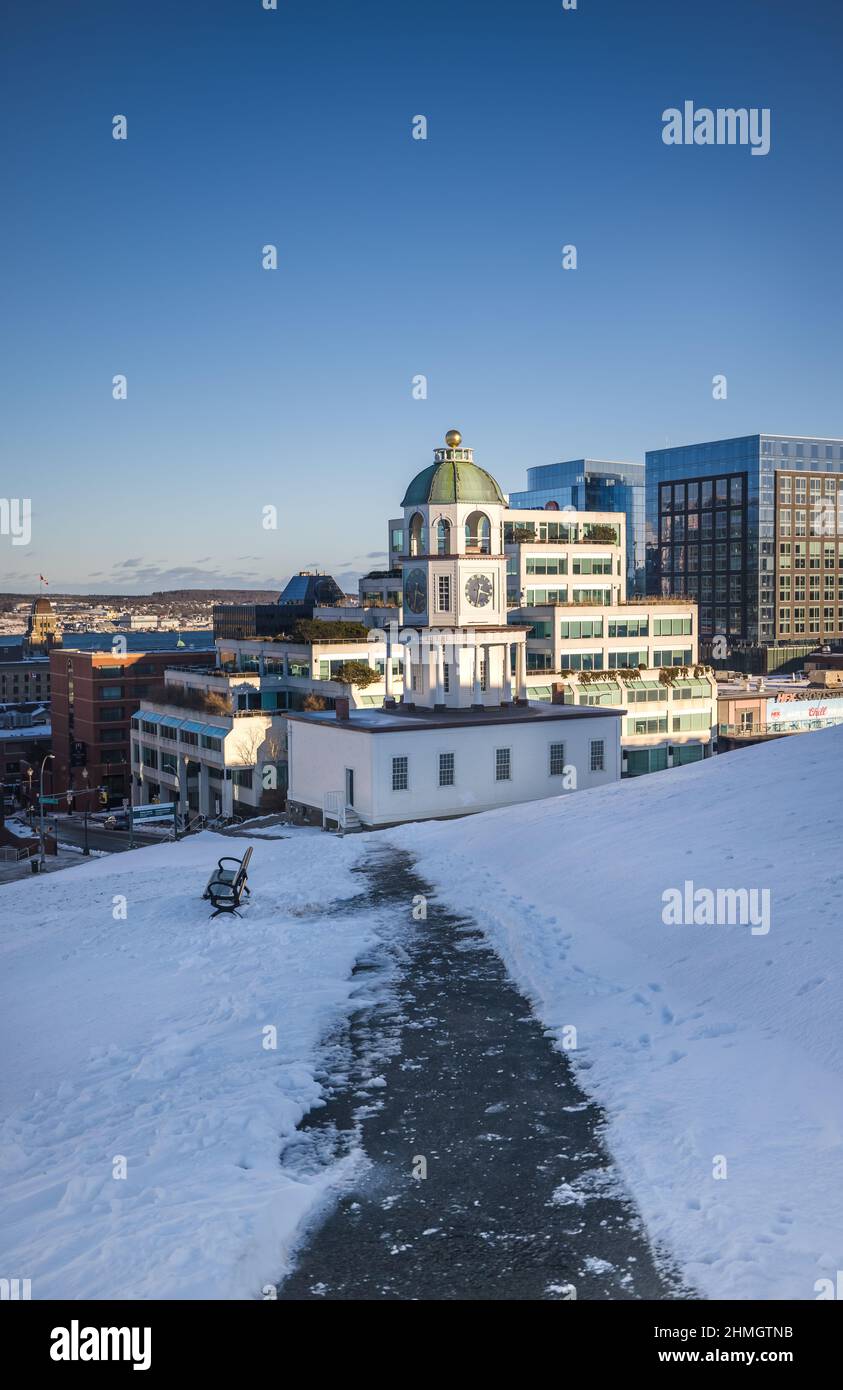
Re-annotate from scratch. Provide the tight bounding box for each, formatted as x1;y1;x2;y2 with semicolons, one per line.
178;754;192;838
39;753;55;870
81;767;90;855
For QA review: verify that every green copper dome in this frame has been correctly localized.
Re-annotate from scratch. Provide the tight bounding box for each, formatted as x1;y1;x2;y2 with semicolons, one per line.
401;457;506;508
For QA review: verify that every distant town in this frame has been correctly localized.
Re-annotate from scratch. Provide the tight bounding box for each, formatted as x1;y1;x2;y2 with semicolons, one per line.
0;589;281;639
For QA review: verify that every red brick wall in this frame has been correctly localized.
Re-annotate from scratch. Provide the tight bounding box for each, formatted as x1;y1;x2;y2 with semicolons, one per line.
49;648;214;806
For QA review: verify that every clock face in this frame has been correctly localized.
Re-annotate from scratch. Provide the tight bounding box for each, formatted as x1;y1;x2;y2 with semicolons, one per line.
404;567;428;615
465;574;494;608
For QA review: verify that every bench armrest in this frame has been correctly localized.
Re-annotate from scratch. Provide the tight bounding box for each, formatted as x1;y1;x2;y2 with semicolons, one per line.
217;856;245;869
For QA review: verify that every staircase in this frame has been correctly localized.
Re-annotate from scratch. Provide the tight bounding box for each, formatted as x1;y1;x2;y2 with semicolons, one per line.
322;792;363;834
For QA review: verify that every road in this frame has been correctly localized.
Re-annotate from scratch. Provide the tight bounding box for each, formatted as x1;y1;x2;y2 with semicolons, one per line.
277;846;688;1302
43;814;168;855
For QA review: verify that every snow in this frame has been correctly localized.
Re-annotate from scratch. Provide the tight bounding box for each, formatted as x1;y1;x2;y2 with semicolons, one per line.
0;828;374;1299
3;725;841;1302
389;725;843;1300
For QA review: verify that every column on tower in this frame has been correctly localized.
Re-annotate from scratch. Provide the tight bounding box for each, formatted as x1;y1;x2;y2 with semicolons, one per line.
501;639;513;704
472;639;483;708
384;630;394;700
431;639;444;708
515;639;528;703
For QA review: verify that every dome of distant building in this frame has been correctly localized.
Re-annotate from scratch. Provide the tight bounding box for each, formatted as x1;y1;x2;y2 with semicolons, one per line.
401;434;505;508
277;572;345;609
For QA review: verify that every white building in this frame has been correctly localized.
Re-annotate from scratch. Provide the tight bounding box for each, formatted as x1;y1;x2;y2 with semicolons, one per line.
503;508;717;775
287;702;619;830
287;431;622;828
130;629;405;821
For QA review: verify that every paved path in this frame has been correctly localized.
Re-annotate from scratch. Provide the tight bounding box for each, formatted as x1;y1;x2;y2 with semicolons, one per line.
278;846;687;1302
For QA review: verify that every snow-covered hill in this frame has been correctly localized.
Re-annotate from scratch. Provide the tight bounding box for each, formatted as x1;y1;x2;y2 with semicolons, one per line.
0;830;375;1299
391;725;843;1300
2;728;840;1301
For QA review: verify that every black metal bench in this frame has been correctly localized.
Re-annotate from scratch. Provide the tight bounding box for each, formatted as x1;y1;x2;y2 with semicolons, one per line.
203;846;253;918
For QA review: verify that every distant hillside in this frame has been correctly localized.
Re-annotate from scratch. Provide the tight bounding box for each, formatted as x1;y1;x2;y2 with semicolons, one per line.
0;590;280;607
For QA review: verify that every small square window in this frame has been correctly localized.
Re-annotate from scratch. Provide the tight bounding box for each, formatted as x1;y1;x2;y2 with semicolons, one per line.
549;742;566;776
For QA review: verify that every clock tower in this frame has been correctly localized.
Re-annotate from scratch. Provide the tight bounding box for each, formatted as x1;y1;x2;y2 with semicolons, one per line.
396;431;528;711
400;430;508;629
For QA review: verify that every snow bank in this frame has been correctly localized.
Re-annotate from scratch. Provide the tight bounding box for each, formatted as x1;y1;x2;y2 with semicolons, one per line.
390;727;843;1300
0;829;372;1299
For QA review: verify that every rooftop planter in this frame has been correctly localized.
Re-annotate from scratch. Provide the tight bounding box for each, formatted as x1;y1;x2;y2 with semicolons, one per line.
245;619;371;644
162;684;233;715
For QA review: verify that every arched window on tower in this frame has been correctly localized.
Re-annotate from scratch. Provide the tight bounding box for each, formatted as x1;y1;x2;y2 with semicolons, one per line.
465;511;491;555
409;512;426;556
436;518;451;556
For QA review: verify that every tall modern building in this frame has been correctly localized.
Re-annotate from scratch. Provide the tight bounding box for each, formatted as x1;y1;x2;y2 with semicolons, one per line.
646;435;843;659
509;460;645;594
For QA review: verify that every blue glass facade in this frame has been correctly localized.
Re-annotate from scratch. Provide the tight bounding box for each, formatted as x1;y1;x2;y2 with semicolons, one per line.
645;435;843;647
509;459;645;594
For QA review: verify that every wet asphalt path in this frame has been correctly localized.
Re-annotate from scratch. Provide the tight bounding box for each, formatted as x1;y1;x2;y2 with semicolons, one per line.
278;847;686;1301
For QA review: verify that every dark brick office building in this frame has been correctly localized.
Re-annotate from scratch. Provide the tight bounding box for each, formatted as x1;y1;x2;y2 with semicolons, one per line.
49;648;214;806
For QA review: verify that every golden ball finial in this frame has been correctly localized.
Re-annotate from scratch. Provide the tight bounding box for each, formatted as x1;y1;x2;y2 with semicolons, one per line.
445;428;462;448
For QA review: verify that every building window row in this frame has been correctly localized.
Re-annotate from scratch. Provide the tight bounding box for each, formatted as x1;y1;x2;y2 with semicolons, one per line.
627;716;668;735
389;740;602;791
607;618;648;638
526;555;567;575
660;476;744;512
560;619;603;639
653;648;693;667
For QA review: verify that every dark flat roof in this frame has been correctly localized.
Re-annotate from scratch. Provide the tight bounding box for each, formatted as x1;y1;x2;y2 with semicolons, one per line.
286;701;624;734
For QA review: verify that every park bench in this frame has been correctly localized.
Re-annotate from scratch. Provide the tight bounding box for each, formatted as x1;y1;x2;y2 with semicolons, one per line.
203;846;253;918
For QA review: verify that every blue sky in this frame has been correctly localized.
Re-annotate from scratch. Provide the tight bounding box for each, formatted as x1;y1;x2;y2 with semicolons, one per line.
2;0;841;594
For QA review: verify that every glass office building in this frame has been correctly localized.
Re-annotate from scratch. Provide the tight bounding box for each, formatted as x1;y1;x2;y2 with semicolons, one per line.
646;435;843;649
509;459;645;594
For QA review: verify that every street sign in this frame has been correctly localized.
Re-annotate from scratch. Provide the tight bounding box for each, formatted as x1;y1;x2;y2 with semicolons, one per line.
131;802;176;821
40;796;59;806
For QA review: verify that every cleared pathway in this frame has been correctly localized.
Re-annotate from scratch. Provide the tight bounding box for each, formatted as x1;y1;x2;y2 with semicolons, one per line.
279;846;687;1301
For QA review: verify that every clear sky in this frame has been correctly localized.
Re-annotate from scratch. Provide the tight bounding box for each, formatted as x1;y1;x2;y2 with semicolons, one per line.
2;0;841;594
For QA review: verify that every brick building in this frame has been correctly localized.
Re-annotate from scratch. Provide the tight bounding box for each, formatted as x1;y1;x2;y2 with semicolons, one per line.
0;652;51;705
1;717;52;820
50;647;215;807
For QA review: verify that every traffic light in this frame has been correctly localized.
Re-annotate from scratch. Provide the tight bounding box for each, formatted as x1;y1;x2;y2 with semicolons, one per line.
66;792;74;809
99;790;108;806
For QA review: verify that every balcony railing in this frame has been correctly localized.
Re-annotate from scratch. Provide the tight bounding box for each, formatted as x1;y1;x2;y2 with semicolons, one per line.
624;596;699;606
164;664;224;677
504;532;621;547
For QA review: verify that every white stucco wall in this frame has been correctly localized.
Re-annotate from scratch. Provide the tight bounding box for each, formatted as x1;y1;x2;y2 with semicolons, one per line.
288;710;621;826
